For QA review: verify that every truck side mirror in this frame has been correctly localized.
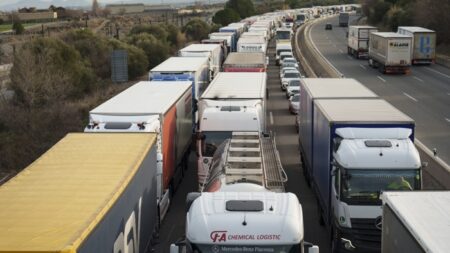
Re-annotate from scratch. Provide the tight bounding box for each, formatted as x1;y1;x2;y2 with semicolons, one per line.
170;244;180;253
304;242;319;253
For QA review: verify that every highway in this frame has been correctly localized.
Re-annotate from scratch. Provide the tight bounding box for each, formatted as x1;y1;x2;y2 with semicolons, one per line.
308;15;450;168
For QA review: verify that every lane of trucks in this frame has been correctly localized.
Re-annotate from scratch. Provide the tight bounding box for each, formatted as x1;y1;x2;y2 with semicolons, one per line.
0;5;448;253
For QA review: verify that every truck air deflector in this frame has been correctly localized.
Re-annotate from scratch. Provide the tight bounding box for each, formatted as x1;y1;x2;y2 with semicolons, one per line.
226;200;264;212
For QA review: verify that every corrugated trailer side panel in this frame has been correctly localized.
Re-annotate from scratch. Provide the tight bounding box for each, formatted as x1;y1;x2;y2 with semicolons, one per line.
312;102;332;221
78;140;157;253
175;88;193;163
299;86;314;171
162;105;177;189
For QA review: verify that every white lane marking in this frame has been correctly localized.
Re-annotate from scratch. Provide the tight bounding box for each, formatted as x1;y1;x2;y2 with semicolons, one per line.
377;76;386;83
347;56;352;60
359;64;367;70
338;49;344;53
413;76;424;82
270;111;274;125
446;118;450;123
403;92;418;102
425;67;450;79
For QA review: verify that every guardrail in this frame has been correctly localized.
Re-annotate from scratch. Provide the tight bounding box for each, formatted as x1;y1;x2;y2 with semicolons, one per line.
295;15;450;189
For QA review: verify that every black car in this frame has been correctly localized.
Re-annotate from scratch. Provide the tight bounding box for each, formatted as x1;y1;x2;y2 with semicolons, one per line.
325;23;332;30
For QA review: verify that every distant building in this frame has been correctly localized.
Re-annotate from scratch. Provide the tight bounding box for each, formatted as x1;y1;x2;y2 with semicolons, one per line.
106;3;146;15
106;3;178;18
0;11;57;22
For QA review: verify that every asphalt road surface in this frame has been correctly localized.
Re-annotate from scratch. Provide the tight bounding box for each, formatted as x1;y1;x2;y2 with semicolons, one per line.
309;15;450;168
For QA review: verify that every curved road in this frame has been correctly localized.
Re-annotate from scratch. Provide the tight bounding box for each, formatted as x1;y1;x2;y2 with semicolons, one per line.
309;15;450;166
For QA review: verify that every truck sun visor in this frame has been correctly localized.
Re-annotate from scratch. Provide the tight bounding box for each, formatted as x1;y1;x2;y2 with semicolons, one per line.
226;200;264;212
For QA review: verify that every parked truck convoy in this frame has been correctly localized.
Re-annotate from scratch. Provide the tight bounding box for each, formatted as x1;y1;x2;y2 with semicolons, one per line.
0;133;158;253
339;12;349;27
368;32;412;74
347;25;378;59
381;191;450;253
170;132;319;253
223;52;267;72
299;88;423;252
85;81;193;224
178;44;223;78
197;72;267;189
397;26;436;65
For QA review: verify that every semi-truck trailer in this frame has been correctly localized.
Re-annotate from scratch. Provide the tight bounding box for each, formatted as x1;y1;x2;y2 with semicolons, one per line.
276;27;292;43
179;44;222;78
170;132;319;253
298;78;378;183
149;56;209;101
381;191;450;253
197;72;267;189
209;32;235;52
397;26;436;64
347;25;378;59
368;32;412;74
237;36;267;53
219;26;241;50
201;39;228;63
223;52;267;72
0;133;158;253
306;98;423;253
85;81;193;223
339;12;349;27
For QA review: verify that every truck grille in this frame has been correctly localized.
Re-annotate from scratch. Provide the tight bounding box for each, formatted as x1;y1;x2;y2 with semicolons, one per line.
350;218;381;246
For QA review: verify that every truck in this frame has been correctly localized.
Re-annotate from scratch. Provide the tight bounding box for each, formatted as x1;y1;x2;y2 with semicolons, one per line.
196;72;267;189
85;81;193;223
241;31;268;43
381;191;450;253
201;39;228;64
368;32;412;74
219;26;241;50
209;32;235;52
223;52;267;72
339;12;349;27
276;27;292;43
347;25;378;59
397;26;436;64
179;44;223;78
295;13;307;26
237;36;267;53
275;41;292;65
170;132;319;253
0;133;158;253
301;98;423;253
149;56;209;101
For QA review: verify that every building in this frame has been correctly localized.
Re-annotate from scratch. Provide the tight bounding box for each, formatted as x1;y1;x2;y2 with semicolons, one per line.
106;3;146;15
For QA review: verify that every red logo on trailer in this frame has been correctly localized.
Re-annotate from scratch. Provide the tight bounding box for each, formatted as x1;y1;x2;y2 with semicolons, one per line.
210;231;227;242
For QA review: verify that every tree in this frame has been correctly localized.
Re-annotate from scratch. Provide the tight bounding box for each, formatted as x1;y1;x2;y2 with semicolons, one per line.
0;18;4;25
285;0;300;9
127;33;170;69
12;22;25;35
129;24;169;42
182;18;211;42
225;0;255;19
212;8;241;26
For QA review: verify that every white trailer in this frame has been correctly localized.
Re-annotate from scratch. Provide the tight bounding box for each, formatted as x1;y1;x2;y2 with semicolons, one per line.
347;25;378;59
85;81;193;223
197;72;267;188
179;44;222;78
149;56;209;101
237;36;267;53
397;26;436;64
382;191;450;253
368;32;412;74
209;32;235;52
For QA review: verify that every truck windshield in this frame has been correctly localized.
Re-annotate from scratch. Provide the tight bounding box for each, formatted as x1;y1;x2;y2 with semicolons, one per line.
340;169;421;205
189;244;301;253
277;31;290;40
200;131;232;157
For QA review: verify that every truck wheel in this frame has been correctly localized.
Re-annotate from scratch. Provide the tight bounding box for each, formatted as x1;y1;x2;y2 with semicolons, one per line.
379;65;386;74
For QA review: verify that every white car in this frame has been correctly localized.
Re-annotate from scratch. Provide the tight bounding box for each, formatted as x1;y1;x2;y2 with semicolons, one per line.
289;94;300;114
279;52;294;65
280;66;298;79
281;70;300;90
282;57;299;69
286;79;301;98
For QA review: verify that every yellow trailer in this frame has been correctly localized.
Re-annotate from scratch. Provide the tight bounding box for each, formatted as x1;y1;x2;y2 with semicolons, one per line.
0;133;158;253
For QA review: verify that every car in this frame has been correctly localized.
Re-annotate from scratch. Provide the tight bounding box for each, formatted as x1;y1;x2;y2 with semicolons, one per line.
325;23;332;30
280;66;298;79
279;51;294;65
282;57;299;69
286;79;301;98
289;94;300;114
281;70;300;90
281;62;299;72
